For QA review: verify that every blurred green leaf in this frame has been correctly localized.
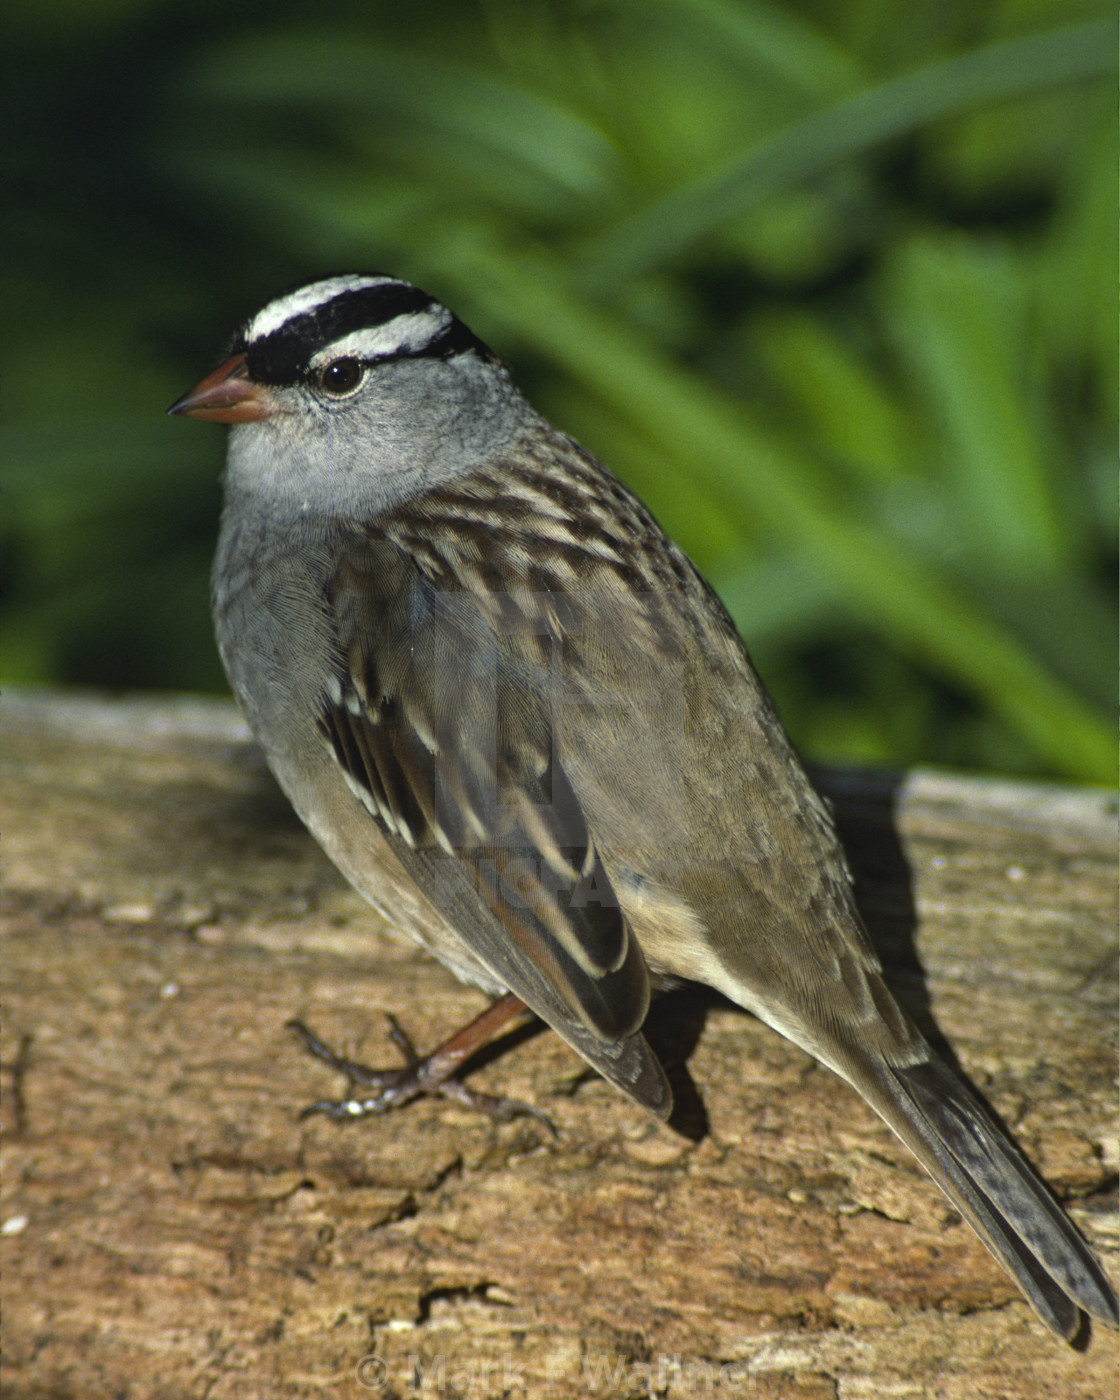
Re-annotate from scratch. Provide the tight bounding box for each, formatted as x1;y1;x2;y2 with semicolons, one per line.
882;233;1069;576
584;19;1112;279
3;0;1114;782
745;310;915;485
170;35;622;219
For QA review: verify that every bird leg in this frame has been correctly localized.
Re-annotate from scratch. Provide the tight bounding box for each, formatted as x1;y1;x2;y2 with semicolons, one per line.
287;992;554;1131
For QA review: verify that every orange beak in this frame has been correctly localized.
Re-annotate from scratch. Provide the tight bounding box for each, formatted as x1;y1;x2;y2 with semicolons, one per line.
167;353;276;423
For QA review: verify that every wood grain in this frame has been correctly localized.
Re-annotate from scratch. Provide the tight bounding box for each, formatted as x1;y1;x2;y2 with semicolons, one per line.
2;691;1116;1399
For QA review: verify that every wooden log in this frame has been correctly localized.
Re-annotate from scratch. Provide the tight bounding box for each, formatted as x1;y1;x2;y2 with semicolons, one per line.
2;690;1116;1399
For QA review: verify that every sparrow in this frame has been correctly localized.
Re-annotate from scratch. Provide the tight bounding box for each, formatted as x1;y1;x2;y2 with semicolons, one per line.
169;274;1118;1339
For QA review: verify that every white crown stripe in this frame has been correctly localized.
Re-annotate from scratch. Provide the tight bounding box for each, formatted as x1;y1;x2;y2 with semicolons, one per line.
245;275;398;342
307;309;453;366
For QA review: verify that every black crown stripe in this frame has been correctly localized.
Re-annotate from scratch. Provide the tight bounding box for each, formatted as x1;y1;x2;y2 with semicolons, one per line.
237;282;485;385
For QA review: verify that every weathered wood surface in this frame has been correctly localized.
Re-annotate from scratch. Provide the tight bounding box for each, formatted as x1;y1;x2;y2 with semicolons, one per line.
2;690;1116;1400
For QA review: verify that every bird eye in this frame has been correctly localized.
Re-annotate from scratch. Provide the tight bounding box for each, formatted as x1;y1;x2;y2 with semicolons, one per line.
318;358;364;397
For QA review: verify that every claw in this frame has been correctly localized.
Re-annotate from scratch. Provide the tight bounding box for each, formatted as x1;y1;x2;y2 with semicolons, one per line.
285;1008;555;1134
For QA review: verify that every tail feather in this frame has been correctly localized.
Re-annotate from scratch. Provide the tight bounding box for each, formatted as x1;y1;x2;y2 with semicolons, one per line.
864;1054;1118;1338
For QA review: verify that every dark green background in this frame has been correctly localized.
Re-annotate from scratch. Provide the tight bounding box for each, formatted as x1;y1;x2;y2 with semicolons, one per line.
4;0;1114;782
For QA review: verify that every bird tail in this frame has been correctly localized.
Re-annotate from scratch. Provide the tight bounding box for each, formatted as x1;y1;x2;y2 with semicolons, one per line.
857;1051;1117;1338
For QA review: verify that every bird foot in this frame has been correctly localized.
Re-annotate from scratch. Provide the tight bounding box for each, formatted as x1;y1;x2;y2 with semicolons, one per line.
286;1009;555;1133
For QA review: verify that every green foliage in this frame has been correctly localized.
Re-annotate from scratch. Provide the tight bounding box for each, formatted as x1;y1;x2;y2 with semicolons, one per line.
3;0;1114;780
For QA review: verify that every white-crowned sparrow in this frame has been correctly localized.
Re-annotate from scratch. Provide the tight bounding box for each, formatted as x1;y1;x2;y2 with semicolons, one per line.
169;274;1116;1339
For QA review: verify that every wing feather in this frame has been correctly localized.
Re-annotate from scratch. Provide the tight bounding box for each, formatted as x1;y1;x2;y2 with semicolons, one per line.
316;526;670;1115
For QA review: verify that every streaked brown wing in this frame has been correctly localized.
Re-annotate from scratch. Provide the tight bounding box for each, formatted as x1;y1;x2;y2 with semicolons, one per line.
316;528;671;1116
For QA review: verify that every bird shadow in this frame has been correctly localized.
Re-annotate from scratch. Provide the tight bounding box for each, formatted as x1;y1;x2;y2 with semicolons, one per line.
808;763;964;1072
